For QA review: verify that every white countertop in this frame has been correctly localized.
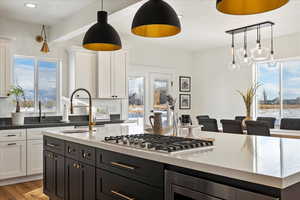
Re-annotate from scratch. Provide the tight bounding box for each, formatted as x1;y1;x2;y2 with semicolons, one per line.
43;124;300;189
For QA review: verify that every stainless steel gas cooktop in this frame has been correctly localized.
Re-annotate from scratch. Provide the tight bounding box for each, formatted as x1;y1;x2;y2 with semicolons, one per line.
103;134;214;154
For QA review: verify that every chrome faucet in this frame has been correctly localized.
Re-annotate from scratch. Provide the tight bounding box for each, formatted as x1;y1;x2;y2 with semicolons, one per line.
70;88;95;132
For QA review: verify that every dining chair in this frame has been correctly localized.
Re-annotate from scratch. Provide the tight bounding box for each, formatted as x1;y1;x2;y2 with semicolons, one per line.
280;118;300;130
196;115;210;123
235;116;246;122
197;118;219;132
246;120;270;136
221;120;243;134
256;117;276;129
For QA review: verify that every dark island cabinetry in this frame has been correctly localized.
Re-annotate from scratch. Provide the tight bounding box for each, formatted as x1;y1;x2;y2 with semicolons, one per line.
43;136;164;200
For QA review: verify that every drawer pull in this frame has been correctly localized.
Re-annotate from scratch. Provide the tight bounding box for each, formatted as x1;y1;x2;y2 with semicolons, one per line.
7;134;17;137
111;162;135;170
7;143;17;146
47;143;58;148
111;190;135;200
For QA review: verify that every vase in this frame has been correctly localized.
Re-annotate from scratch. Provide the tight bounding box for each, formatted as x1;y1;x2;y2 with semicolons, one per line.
11;112;25;126
242;115;252;128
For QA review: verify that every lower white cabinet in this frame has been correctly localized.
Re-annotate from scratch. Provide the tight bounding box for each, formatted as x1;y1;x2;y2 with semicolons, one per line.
27;140;43;175
0;141;26;180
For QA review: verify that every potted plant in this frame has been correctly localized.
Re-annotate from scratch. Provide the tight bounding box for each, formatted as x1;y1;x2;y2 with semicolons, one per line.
8;86;26;126
237;83;261;127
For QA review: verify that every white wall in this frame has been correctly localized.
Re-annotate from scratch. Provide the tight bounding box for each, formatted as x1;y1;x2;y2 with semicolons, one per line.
191;32;300;121
126;41;194;121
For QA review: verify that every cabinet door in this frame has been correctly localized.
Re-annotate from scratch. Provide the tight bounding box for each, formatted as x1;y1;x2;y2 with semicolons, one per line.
65;159;81;200
43;151;65;200
66;158;96;200
27;140;43;175
0;40;11;97
111;51;127;98
0;141;26;180
98;52;112;98
75;52;97;98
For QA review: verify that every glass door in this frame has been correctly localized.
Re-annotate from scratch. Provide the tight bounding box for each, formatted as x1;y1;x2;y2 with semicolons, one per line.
149;73;173;127
128;76;145;132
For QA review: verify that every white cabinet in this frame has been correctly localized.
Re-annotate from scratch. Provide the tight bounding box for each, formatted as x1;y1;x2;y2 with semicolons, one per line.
0;129;26;142
98;51;128;98
0;141;26;180
111;51;128;99
98;52;112;98
27;140;43;175
68;47;97;98
0;39;12;97
26;127;70;176
69;47;127;99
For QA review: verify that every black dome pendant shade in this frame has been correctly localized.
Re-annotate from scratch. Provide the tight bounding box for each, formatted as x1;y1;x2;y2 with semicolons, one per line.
83;11;122;51
216;0;289;15
132;0;181;38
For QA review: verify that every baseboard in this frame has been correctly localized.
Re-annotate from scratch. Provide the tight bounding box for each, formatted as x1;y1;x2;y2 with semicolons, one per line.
0;174;42;186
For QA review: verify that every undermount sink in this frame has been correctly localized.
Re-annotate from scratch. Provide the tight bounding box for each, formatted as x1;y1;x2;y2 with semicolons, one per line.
62;130;89;134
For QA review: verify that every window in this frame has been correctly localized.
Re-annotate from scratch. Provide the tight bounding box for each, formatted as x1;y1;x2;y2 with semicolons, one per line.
256;59;300;120
14;56;60;113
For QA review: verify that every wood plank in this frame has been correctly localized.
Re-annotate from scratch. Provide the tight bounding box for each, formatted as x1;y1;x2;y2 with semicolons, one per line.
0;180;48;200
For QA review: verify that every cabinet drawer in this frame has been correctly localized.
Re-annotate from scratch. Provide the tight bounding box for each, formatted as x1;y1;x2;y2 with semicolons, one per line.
96;149;164;188
65;141;96;166
44;136;65;155
97;169;163;200
0;129;26;142
165;170;278;200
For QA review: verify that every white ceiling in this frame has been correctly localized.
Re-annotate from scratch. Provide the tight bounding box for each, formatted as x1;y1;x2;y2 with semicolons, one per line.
0;0;97;25
107;0;300;52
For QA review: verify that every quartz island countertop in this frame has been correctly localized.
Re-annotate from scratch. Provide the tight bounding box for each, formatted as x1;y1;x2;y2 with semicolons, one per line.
43;124;300;189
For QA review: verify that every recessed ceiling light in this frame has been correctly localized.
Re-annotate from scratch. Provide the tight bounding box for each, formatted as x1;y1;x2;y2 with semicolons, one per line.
24;3;37;8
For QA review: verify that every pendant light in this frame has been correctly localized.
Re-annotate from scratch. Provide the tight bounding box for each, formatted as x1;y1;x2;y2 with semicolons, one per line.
269;24;277;67
216;0;289;15
270;24;275;61
237;30;252;66
131;0;181;38
40;25;49;53
83;0;122;51
251;26;270;61
228;33;240;71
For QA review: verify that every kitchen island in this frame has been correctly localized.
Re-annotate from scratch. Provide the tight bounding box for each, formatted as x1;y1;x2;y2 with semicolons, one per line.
43;125;300;200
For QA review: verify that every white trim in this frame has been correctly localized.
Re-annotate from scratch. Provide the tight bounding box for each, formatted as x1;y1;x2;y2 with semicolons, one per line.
13;55;62;114
0;174;42;186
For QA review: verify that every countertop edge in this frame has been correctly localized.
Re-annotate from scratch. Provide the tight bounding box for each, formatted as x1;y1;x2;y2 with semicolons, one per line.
42;131;297;189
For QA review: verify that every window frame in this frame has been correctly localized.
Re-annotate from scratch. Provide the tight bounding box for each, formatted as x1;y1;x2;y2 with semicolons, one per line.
254;56;300;121
13;55;62;114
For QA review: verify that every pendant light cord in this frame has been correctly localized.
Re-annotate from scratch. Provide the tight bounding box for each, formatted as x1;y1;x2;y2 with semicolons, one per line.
244;30;247;57
232;33;235;63
271;25;274;54
101;0;103;10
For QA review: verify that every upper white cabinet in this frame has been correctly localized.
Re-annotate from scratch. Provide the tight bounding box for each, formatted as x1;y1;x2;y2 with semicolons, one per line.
98;50;128;99
0;39;12;97
68;47;97;98
69;47;128;99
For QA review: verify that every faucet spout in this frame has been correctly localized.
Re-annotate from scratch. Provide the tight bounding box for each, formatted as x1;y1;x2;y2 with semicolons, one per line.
70;88;95;132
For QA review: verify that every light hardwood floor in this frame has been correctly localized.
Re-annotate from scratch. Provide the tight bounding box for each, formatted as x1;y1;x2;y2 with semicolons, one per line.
0;180;48;200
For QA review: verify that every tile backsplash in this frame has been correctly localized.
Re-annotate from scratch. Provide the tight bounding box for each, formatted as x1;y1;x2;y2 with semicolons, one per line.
0;97;126;118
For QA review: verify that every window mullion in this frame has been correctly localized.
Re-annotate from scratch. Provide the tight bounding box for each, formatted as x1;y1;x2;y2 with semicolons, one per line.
279;62;283;120
35;59;39;113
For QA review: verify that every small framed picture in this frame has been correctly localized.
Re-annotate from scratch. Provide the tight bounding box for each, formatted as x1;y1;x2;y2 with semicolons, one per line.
179;94;191;110
179;76;191;92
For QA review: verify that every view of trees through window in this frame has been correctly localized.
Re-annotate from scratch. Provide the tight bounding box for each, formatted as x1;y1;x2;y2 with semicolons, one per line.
14;56;59;113
256;60;300;119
